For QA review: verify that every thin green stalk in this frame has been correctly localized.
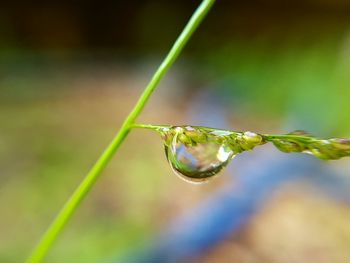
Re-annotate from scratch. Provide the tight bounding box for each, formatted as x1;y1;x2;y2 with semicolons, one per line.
132;123;350;160
26;1;215;262
132;123;327;143
132;123;171;131
263;134;314;142
131;124;318;142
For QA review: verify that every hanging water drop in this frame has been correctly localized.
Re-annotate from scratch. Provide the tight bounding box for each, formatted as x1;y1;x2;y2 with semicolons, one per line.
134;124;350;177
162;126;236;183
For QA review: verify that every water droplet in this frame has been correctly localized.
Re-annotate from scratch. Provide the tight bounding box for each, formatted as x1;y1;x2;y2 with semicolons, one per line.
162;126;236;184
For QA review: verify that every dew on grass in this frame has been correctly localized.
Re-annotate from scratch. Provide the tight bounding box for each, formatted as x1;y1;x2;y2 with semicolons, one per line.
161;126;237;183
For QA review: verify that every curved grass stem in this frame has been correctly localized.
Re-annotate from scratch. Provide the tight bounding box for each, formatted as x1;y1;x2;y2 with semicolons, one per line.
26;1;216;262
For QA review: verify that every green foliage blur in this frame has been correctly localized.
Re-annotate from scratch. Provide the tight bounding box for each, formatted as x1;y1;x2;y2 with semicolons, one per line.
1;1;350;262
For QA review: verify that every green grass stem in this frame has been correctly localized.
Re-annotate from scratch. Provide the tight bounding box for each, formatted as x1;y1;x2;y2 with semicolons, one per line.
26;1;215;262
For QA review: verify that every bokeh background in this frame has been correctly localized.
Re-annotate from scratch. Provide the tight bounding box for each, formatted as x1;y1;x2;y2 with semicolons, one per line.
1;0;350;262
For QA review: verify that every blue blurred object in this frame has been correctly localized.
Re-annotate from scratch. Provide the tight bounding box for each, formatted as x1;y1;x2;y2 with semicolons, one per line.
114;154;334;263
106;85;350;263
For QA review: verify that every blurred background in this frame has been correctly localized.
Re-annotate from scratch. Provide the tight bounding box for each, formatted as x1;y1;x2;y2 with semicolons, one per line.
1;0;350;262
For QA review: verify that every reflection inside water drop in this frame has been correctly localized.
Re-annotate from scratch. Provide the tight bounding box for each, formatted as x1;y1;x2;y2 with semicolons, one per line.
163;126;236;183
